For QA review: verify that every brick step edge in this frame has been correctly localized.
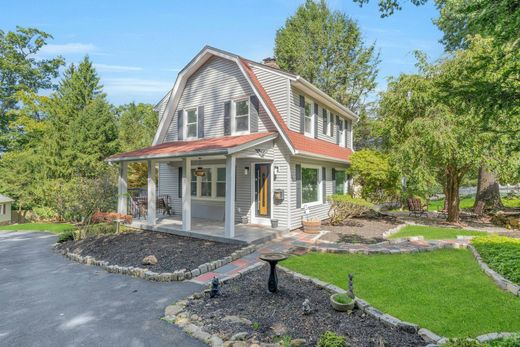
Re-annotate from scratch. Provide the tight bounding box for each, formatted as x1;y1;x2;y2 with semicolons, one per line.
468;244;520;296
59;243;258;282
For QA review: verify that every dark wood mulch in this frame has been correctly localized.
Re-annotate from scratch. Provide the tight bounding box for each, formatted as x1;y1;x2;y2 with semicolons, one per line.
320;216;402;244
184;266;426;347
56;231;242;273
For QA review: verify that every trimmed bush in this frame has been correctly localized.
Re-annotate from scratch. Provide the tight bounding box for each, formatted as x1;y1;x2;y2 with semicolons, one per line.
57;229;74;243
472;236;520;285
317;331;348;347
327;194;374;225
91;212;132;224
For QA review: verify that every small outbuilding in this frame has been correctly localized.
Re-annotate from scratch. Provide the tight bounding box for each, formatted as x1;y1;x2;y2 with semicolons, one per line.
0;194;14;225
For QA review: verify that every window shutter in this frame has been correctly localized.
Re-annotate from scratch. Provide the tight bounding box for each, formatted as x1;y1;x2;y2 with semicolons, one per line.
335;115;340;144
197;106;204;138
322;167;327;203
314;103;319;138
178;167;182;198
299;95;305;133
250;95;259;133
346;119;351;148
177;110;184;140
332;168;336;195
224;101;231;135
295;164;302;208
322;109;327;135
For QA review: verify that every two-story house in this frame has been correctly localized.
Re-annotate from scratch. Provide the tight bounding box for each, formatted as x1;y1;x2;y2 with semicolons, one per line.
107;46;356;241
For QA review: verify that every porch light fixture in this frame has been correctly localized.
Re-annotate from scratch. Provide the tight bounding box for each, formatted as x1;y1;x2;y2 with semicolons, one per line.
194;167;206;177
244;166;249;175
274;166;279;175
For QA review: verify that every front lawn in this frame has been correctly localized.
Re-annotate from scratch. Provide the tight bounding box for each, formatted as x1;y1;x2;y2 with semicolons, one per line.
388;225;488;240
428;196;520;211
472;236;520;285
283;249;520;338
0;223;76;234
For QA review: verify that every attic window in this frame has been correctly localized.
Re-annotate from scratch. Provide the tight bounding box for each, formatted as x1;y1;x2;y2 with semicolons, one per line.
233;99;250;134
304;101;313;137
185;108;198;139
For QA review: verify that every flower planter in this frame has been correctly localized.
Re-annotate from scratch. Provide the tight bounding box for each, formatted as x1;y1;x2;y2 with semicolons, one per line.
330;293;355;312
302;220;321;234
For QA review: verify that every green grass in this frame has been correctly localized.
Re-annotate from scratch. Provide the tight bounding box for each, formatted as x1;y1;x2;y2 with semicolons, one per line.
473;236;520;285
283;250;520;338
428;196;520;211
0;223;76;234
389;225;488;240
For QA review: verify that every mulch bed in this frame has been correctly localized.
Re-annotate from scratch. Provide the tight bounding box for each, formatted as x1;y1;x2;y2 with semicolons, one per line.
184;266;426;347
56;231;242;273
319;216;402;244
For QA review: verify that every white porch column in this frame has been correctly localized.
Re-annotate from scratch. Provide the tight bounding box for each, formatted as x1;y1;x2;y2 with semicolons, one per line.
147;160;157;225
182;158;191;232
224;155;236;238
117;161;128;215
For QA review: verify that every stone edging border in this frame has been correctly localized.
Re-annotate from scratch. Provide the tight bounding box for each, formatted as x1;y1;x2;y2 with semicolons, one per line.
468;245;520;297
58;244;258;282
277;265;514;346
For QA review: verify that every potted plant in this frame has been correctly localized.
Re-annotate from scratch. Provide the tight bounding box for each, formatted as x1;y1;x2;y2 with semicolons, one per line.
329;293;355;312
302;219;321;234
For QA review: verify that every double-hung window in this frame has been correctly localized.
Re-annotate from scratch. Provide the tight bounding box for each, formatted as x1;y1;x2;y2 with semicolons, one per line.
190;166;226;200
233;99;250;133
185;108;198;139
302;165;321;205
335;170;346;194
304;101;313;137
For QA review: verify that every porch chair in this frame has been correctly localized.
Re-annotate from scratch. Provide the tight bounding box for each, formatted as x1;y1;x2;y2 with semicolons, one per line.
157;195;172;216
407;197;428;217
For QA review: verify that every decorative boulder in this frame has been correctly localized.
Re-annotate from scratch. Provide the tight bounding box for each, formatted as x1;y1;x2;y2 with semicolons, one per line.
142;255;158;265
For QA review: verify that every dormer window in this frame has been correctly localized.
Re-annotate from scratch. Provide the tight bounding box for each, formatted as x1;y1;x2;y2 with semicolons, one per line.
304;101;313;136
233;99;250;134
185;108;198;139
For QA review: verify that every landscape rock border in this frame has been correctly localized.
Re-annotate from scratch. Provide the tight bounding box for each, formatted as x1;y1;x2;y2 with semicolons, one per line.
277;266;515;346
468;244;520;296
58;243;257;282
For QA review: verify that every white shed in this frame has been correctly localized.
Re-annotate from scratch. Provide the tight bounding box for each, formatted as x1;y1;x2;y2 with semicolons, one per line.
0;194;14;225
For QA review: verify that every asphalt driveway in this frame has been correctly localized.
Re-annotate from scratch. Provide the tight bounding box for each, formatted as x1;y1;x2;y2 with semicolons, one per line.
0;231;206;347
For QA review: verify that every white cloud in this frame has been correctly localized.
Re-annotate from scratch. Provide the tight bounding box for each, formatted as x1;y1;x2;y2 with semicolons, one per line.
95;64;143;72
103;78;172;94
40;43;97;55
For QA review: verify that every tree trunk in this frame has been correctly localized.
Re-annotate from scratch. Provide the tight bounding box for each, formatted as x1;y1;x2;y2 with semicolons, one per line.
446;170;461;222
474;167;502;209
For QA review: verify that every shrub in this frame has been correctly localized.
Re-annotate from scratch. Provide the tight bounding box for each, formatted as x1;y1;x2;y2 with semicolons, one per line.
57;229;74;243
317;331;348;347
472;236;520;285
327;195;374;225
91;212;132;224
32;206;58;222
72;223;133;241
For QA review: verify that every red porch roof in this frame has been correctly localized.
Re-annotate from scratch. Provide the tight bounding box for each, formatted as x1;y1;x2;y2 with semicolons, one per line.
107;132;276;162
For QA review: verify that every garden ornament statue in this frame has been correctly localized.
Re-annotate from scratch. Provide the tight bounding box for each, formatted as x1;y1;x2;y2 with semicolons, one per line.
302;298;312;315
210;276;221;298
303;204;310;221
347;274;355;299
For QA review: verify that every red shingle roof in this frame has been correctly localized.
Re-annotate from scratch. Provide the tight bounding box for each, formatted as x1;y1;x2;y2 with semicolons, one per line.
108;132;275;161
239;59;352;162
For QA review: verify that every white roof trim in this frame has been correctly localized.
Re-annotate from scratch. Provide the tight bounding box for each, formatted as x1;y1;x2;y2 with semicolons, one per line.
227;133;277;154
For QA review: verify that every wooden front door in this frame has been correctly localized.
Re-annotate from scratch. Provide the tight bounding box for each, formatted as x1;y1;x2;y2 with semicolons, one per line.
255;164;270;218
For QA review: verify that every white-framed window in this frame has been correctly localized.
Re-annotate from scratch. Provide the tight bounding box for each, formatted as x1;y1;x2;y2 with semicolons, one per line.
190;166;226;200
233;98;250;134
185;108;198;139
339;118;345;147
326;111;332;136
304;101;314;137
302;165;322;205
335;170;346;194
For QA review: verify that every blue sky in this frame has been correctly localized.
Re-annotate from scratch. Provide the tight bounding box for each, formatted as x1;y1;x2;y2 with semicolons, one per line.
5;0;444;105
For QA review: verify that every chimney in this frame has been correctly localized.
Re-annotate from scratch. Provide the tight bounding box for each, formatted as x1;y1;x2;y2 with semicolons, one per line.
262;57;279;69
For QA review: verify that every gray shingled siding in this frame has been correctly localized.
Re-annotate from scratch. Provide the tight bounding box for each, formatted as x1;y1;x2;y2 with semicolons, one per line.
164;56;274;142
250;65;289;124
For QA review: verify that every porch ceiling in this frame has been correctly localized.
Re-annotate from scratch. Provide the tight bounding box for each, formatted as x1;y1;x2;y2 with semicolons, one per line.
107;132;277;163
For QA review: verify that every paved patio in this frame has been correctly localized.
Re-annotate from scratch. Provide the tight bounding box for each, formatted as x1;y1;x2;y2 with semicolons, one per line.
131;216;287;244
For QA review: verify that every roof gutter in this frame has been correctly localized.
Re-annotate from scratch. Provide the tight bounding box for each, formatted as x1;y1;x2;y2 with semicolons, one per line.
106;149;229;163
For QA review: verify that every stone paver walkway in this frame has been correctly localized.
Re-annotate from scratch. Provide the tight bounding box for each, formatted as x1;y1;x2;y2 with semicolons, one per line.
190;230;470;285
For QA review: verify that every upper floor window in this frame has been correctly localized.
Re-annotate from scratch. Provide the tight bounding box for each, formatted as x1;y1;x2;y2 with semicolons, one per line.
233;99;250;134
304;101;313;136
185;108;198;139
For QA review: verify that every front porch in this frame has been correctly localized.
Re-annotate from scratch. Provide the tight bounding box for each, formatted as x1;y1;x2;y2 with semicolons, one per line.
130;215;284;244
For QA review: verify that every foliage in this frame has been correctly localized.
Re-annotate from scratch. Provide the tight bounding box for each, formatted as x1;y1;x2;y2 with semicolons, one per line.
352;0;428;17
352;106;381;150
348;149;400;203
284;250;520;337
443;335;520;347
274;0;380;112
331;293;353;304
472;236;520;285
327;194;374;225
91;212;132;225
32;206;58;221
443;339;481;347
0;26;64;152
388;225;487;240
72;222;126;241
57;229;74;243
317;331;348;347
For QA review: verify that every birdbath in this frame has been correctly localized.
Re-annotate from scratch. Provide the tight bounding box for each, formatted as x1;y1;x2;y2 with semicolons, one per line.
259;252;288;293
113;218;125;234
